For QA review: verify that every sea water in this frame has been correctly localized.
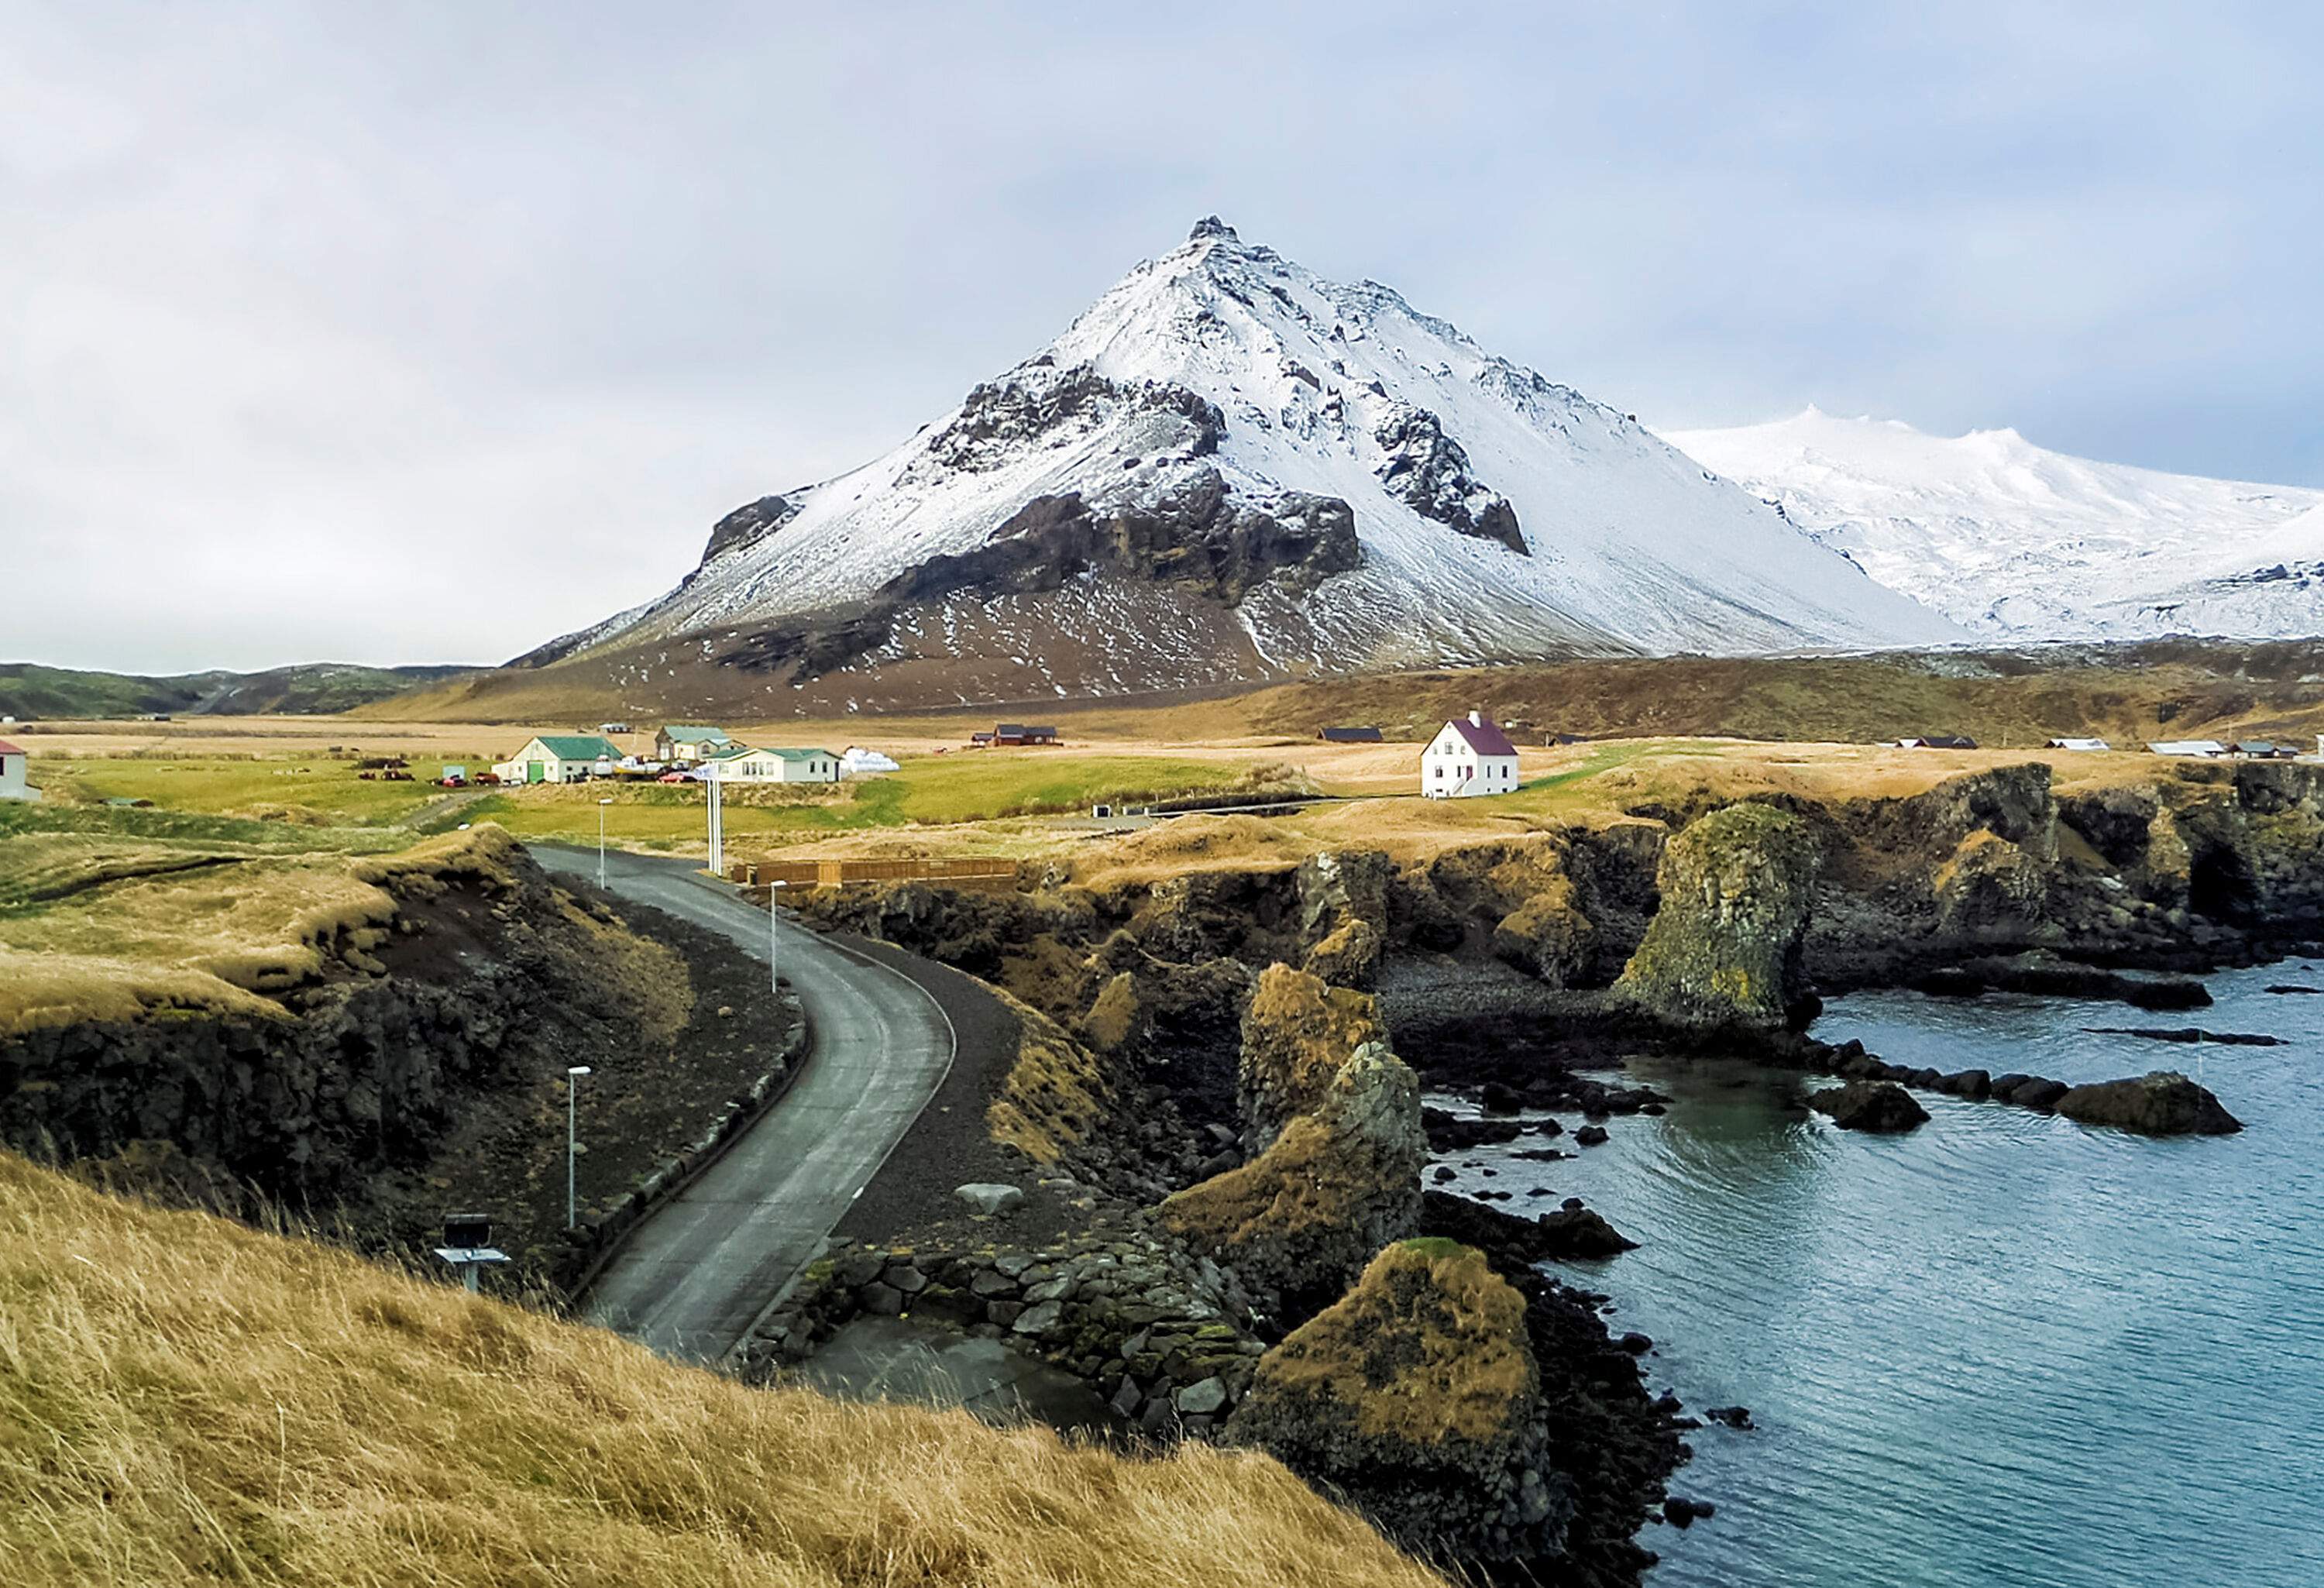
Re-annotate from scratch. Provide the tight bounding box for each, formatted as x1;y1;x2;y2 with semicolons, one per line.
1456;960;2324;1586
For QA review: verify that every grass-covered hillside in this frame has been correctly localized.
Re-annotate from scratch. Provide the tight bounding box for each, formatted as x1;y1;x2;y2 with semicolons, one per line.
0;1153;1446;1588
0;660;474;720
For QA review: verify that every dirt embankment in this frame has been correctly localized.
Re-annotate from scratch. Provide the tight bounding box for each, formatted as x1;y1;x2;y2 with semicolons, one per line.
0;831;792;1288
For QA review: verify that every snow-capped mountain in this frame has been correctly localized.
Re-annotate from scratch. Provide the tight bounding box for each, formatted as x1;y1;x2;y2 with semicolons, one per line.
1666;407;2324;640
525;222;1959;703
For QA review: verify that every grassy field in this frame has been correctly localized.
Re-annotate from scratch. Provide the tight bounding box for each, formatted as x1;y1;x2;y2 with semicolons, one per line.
0;1152;1446;1588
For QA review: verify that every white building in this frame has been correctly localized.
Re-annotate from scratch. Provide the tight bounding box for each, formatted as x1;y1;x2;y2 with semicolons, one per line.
2045;737;2113;752
841;746;901;777
2147;740;2227;759
490;734;620;785
0;737;40;802
1422;711;1521;799
703;745;841;783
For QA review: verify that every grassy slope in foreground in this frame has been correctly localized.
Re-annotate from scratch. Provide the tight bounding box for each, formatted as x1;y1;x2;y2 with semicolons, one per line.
0;1153;1445;1588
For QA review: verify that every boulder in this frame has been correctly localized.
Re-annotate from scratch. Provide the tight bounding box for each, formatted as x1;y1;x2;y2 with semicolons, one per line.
1611;803;1823;1029
2054;1071;2243;1136
1236;963;1387;1153
1160;1040;1425;1317
954;1182;1026;1215
1226;1239;1573;1564
1808;1081;1929;1133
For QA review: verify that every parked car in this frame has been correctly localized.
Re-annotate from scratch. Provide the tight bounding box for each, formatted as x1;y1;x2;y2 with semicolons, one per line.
656;771;692;785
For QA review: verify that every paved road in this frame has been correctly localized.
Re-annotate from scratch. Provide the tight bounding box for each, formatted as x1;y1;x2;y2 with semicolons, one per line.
534;847;954;1362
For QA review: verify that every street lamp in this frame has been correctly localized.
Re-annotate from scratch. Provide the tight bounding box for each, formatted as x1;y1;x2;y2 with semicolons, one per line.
596;796;614;888
566;1065;592;1229
768;878;787;997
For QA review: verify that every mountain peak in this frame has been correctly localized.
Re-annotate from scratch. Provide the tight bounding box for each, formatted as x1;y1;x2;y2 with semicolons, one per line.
1188;215;1239;242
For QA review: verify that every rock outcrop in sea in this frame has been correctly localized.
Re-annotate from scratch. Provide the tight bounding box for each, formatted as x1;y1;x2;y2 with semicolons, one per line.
1611;803;1822;1029
2055;1071;2243;1135
1227;1239;1573;1564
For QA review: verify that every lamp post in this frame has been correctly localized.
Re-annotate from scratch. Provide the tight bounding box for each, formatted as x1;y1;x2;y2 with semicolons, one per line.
565;1064;592;1229
596;796;614;888
768;878;787;997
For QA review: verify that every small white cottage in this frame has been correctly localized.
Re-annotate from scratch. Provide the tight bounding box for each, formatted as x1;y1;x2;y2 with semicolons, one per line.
0;737;40;802
703;745;841;783
490;734;620;785
1421;712;1521;799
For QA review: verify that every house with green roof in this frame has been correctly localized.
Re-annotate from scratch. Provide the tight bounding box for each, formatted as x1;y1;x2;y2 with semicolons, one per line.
491;734;621;785
700;744;841;783
655;724;735;763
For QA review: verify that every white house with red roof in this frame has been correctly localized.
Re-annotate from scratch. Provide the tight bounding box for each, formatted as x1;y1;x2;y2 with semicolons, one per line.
1422;712;1521;799
0;737;39;802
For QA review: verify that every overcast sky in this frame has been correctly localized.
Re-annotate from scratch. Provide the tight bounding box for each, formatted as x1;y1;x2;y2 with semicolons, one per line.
6;2;2319;673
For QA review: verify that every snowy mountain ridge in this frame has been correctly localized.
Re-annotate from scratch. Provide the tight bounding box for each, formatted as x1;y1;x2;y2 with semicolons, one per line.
527;221;1960;698
1665;407;2324;640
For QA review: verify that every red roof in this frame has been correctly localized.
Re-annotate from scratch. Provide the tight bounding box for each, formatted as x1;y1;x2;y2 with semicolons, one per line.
1446;717;1519;758
0;739;23;757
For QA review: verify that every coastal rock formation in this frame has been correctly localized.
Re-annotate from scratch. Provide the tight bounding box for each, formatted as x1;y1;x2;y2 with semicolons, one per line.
1237;964;1386;1152
1295;850;1394;987
1810;1080;1930;1133
1160;1040;1424;1318
2055;1071;2243;1135
1226;1239;1573;1564
1611;803;1822;1028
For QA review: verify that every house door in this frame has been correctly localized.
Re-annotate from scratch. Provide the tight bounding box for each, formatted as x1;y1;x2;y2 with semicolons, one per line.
528;761;545;784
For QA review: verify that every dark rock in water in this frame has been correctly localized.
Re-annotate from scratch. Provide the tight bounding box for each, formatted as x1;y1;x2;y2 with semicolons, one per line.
1809;1081;1930;1133
1511;1146;1571;1162
1418;1189;1636;1262
2125;978;2214;1012
1937;1069;1992;1099
1663;1496;1714;1528
1989;1072;2033;1098
1704;1405;1754;1429
1618;1331;1652;1355
1432;1165;1458;1184
1532;1116;1566;1137
1423;1105;1523;1151
1480;1080;1524;1115
1914;967;1986;999
1535;1202;1639;1259
2264;984;2324;996
1574;1125;1611;1146
2006;1078;2070;1112
2085;1026;2286;1047
2055;1071;2243;1135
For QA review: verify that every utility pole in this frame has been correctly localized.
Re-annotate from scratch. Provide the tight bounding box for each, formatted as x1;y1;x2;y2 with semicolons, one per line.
706;761;724;875
566;1065;591;1229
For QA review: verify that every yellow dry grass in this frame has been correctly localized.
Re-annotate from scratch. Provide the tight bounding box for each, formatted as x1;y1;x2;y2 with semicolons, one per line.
985;991;1114;1165
1251;1240;1533;1447
0;827;522;1034
0;1152;1446;1588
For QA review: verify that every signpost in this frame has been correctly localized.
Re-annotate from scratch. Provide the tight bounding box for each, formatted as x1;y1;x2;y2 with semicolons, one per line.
434;1212;509;1294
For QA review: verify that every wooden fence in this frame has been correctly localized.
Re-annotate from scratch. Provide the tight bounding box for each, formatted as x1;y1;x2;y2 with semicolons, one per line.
728;856;1019;890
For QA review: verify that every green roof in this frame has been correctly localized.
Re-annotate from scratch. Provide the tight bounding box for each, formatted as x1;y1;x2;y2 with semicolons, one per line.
531;735;618;760
662;724;731;744
765;748;837;762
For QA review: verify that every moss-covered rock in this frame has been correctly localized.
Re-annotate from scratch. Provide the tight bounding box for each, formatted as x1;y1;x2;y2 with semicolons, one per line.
1611;802;1822;1029
1237;964;1386;1152
1226;1239;1571;1564
1160;1040;1423;1317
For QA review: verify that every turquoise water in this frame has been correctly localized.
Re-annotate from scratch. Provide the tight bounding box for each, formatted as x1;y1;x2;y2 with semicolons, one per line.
1452;961;2324;1586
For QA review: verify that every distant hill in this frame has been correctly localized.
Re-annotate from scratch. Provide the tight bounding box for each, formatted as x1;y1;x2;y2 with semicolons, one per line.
0;662;478;720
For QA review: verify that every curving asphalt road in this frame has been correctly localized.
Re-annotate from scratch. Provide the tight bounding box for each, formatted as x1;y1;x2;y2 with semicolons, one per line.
534;846;954;1362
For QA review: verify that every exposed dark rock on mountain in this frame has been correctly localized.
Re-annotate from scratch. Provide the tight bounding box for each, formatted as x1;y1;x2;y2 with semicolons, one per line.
701;493;802;564
1373;404;1527;555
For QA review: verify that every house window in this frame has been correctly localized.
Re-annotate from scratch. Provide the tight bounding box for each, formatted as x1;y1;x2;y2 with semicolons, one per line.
1433;766;1443;779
